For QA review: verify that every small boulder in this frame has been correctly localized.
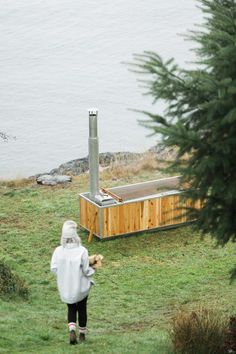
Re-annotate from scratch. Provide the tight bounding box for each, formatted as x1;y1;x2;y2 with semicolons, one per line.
36;174;72;186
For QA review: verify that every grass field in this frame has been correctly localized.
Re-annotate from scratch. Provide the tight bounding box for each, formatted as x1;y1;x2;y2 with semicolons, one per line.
0;171;235;354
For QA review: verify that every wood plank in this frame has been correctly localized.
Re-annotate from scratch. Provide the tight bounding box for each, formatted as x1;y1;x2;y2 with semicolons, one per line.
160;196;173;226
79;197;99;235
79;198;87;228
134;202;141;231
118;204;125;235
173;195;182;224
142;200;149;230
111;206;119;236
148;199;154;229
102;208;108;237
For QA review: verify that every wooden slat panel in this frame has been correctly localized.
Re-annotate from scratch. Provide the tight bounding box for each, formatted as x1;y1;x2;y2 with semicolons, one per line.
134;202;141;231
118;204;126;235
160;196;171;226
140;200;149;230
148;199;154;229
103;207;109;236
129;202;137;233
79;197;100;235
160;195;186;226
111;206;119;236
102;202;146;237
186;197;202;221
80;197;92;229
150;200;155;227
79;197;86;228
172;195;183;224
83;194;202;239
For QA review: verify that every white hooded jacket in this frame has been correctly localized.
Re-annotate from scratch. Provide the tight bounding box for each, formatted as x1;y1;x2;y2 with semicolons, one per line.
50;244;95;304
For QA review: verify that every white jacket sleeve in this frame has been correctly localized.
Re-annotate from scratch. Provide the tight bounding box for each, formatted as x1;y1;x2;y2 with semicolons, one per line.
82;249;95;277
50;248;58;275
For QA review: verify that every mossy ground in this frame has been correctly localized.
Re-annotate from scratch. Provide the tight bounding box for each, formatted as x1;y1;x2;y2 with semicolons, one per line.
0;171;235;353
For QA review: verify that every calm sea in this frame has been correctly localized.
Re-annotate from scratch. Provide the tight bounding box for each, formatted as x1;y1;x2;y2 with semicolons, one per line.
0;0;202;179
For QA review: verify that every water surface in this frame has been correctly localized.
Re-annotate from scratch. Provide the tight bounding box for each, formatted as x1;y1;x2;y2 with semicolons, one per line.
0;0;202;178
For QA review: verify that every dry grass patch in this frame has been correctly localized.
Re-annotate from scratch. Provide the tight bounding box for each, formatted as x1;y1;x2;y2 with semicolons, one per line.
0;177;35;188
170;307;227;354
100;152;160;181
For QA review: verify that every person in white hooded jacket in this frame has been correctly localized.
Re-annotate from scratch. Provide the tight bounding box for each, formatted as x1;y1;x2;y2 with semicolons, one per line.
50;220;95;345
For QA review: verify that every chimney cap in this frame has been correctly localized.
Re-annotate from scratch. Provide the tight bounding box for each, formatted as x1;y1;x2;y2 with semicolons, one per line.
88;108;98;116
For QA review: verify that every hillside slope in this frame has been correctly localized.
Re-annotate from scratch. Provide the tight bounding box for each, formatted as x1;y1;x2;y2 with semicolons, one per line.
0;172;235;354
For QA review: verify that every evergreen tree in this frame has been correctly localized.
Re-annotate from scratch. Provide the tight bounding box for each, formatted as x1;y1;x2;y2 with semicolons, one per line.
132;0;236;246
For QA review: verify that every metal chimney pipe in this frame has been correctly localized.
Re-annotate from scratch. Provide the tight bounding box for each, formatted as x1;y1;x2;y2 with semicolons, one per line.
88;108;99;200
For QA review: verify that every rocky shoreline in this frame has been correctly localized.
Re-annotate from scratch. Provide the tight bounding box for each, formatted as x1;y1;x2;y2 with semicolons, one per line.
34;145;177;185
36;145;177;178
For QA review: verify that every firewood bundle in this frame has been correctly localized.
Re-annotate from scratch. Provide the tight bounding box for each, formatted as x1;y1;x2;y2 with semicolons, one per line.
89;254;104;268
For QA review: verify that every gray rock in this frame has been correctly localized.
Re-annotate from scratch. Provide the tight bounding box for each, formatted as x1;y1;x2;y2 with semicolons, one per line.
36;174;72;185
35;145;176;178
49;157;88;176
48;152;142;176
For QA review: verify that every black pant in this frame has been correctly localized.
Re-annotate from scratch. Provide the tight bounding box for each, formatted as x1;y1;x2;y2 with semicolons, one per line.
67;296;88;328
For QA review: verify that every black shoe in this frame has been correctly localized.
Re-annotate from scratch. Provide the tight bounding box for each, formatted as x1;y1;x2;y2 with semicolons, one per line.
79;333;86;343
69;330;77;345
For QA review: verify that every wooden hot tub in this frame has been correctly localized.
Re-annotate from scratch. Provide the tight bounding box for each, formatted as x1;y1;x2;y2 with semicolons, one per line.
79;176;200;239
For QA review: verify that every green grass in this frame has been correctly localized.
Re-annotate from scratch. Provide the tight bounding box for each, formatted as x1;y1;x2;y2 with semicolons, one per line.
0;174;235;354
